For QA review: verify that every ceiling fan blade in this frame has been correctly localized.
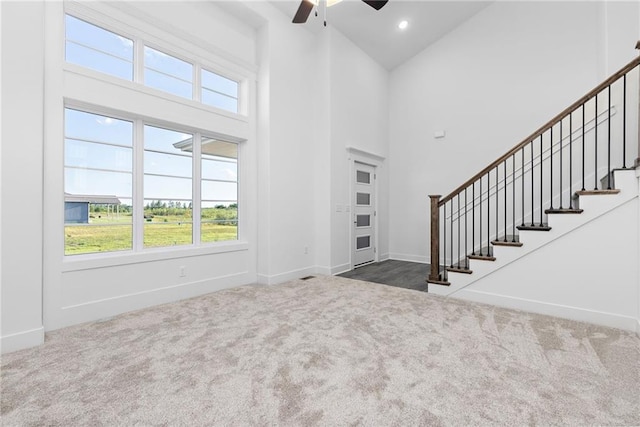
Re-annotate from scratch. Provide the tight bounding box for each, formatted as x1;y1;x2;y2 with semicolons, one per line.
361;0;388;11
293;0;314;24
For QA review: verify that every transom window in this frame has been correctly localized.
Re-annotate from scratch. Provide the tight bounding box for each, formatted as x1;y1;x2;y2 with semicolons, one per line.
64;13;241;114
65;15;133;81
144;47;193;100
202;69;239;112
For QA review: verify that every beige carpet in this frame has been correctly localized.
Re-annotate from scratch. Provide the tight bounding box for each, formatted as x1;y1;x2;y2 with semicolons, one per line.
1;276;638;426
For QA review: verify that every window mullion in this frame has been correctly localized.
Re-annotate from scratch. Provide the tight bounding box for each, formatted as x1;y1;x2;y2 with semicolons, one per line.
134;37;144;84
193;63;201;103
133;119;145;251
193;133;202;245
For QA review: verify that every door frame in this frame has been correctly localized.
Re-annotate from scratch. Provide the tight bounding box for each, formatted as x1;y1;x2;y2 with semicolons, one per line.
347;147;385;271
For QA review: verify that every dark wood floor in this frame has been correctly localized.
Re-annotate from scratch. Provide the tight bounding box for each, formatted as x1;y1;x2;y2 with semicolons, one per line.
338;259;429;292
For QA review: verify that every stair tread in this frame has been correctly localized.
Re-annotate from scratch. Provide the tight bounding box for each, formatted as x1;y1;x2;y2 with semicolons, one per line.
575;189;620;196
468;254;496;261
491;239;524;247
517;224;551;231
446;265;472;274
545;208;584;214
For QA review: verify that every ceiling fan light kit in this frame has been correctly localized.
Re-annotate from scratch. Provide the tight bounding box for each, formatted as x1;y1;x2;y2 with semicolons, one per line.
292;0;388;24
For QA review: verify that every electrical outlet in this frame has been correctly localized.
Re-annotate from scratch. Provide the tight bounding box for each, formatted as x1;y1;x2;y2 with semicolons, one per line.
179;266;186;277
304;246;308;255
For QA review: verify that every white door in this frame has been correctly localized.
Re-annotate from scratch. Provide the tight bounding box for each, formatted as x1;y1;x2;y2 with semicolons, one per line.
353;162;376;268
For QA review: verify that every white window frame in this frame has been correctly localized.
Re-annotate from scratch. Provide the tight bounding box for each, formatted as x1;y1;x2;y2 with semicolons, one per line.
63;104;240;257
54;2;252;269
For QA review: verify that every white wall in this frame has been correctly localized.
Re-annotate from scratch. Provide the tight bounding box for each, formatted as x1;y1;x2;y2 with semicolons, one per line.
251;4;390;282
251;2;319;284
1;1;46;352
389;1;640;263
327;28;390;273
600;1;640;76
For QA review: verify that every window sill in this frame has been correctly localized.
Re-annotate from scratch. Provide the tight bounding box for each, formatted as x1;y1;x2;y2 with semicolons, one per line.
62;240;249;272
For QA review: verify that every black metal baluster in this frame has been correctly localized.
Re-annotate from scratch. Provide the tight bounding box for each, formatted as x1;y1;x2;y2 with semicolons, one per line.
521;147;525;226
443;203;446;277
495;165;500;241
582;103;586;191
479;176;483;256
464;188;468;268
450;200;454;268
550;125;554;210
607;85;611;189
530;141;534;225
503;161;507;241
594;94;598;190
539;134;543;226
512;155;516;241
569;112;573;209
457;193;461;268
487;171;491;254
472;182;475;255
569;112;573;208
623;75;627;168
559;119;563;208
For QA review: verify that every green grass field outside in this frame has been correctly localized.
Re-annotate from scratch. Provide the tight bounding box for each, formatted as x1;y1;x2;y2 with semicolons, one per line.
65;213;237;255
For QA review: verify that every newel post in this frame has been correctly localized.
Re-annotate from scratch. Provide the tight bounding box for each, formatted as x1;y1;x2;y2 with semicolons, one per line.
428;195;441;282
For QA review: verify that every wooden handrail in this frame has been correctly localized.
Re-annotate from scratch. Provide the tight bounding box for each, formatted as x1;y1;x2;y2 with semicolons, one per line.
439;53;640;206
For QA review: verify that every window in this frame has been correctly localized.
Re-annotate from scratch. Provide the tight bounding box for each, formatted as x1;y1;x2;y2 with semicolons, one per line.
65;15;133;81
64;109;133;255
356;215;371;228
65;14;241;113
144;46;193;100
144;125;193;248
201;138;238;242
64;108;239;256
356;192;371;206
356;236;371;250
356;170;371;184
201;69;239;113
62;12;245;257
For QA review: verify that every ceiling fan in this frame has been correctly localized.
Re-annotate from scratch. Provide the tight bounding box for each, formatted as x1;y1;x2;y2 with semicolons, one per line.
292;0;389;24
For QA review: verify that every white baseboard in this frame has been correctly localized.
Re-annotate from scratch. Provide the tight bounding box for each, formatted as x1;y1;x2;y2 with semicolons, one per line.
388;253;428;264
379;253;390;262
330;263;351;276
52;272;253;331
455;288;638;333
1;327;45;354
317;264;353;276
257;266;316;285
636;319;640;338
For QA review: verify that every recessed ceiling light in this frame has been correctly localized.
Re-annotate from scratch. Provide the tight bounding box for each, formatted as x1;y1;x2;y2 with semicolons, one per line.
398;20;408;30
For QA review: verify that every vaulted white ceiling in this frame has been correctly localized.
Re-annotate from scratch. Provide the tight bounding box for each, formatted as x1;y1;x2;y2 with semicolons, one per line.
270;0;492;70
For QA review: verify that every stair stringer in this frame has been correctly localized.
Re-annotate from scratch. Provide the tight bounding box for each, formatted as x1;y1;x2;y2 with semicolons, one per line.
428;169;639;331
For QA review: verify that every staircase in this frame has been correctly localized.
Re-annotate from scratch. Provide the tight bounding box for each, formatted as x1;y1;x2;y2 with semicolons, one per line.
429;168;637;295
426;43;640;318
